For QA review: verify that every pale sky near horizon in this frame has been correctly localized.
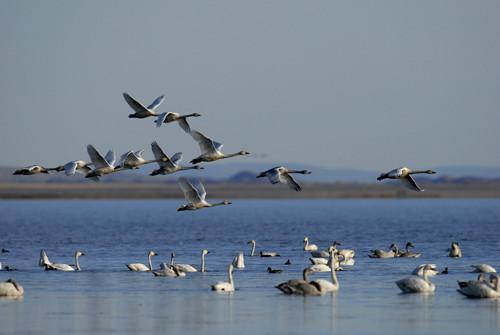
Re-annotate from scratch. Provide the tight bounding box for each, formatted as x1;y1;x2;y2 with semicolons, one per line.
1;1;499;170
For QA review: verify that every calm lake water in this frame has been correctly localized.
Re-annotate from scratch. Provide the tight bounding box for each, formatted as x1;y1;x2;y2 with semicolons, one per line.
0;199;499;335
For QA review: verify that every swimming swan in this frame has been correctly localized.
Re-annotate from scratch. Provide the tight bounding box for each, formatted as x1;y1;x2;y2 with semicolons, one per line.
303;237;318;251
150;141;203;176
0;279;24;297
127;250;157;272
398;242;421;258
377;167;436;192
276;268;322;296
232;252;245;269
211;264;235;292
396;264;436;294
189;130;249;164
449;241;462;258
256;166;311;191
152;263;186;277
170;251;198;272
412;264;439;277
471;264;497;273
457;274;500;298
177;177;232;211
368;243;398;258
44;251;85;271
310;249;340;293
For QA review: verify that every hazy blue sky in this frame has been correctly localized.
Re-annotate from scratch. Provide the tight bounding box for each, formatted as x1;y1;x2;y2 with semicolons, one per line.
1;1;499;170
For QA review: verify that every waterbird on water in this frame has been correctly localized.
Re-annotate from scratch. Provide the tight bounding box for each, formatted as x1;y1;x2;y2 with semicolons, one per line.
0;279;24;297
127;250;157;272
396;264;436;294
211;264;235;292
44;251;85;272
377;167;436;191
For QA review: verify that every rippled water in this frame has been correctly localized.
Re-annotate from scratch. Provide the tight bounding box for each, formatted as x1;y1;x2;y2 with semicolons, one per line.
1;199;499;335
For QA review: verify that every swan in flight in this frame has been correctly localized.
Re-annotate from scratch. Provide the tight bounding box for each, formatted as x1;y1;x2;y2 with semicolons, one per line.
368;243;398;258
189;130;250;164
117;150;157;169
154;111;201;133
13;165;54;175
457;274;500;298
377;167;436;191
412;264;439;277
127;250;157;272
396;264;436;294
44;251;85;271
398;242;421;258
85;145;121;179
303;237;318;251
150;141;203;176
177;177;232;211
256;167;311;191
310;249;340;293
232;252;245;269
211;264;235;292
449;241;462;258
0;279;24;297
471;264;497;273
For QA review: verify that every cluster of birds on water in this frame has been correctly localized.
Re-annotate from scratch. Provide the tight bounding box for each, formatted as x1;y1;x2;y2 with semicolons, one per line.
1;238;498;299
4;92;494;299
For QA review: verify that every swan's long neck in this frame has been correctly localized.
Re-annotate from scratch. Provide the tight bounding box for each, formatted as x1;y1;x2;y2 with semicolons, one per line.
148;254;153;271
287;170;309;174
223;152;244;159
181;113;199;118
211;201;228;207
201;253;205;272
228;268;234;286
170;254;175;266
250;242;256;256
75;253;81;271
423;269;430;283
304;239;308;249
303;270;309;282
329;254;339;288
409;170;430;175
181;165;200;170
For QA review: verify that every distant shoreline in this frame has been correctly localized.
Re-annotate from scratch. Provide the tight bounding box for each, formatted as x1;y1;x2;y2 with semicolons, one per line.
1;182;499;199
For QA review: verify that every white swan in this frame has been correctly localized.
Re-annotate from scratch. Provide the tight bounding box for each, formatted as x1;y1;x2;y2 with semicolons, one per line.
177;177;232;211
150;141;203;176
211;264;235;292
396;264;436;294
248;240;257;256
152;262;186;277
332;241;356;259
449;241;462;258
310;250;340;293
189;130;249;164
44;251;85;272
471;264;497;273
368;243;398;258
232;252;245;269
412;264;439;277
13;165;53;175
201;249;209;272
398;242;421;258
118;150;157;169
0;279;24;297
127;250;157;272
85;145;121;179
154;111;201;133
377;167;436;192
170;252;198;272
39;249;51;267
303;237;318;251
457;274;500;298
260;251;280;257
256;166;311;191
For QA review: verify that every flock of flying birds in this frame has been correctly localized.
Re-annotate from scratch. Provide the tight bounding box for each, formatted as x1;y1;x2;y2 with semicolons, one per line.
13;92;439;210
3;92;496;299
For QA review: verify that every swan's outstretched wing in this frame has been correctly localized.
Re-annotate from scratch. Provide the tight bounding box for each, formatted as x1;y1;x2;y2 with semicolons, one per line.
402;175;423;192
192;179;207;201
105;150;116;166
123;93;149;116
155;112;168;128
87;145;111;169
124;151;142;165
178;118;191;133
147;95;165;110
134;150;145;158
170;152;183;165
178;177;203;204
151;141;175;168
280;173;302;191
190;130;218;154
266;168;280;184
213;140;223;152
63;161;78;176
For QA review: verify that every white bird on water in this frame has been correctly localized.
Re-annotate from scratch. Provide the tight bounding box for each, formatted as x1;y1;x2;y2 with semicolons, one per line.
303;237;318;251
256;166;311;191
189;130;250;164
177;177;232;211
457;274;500;298
0;279;24;297
43;251;85;272
149;141;203;176
211;264;235;292
377;167;436;192
232;252;245;269
396;264;436;294
127;250;157;272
